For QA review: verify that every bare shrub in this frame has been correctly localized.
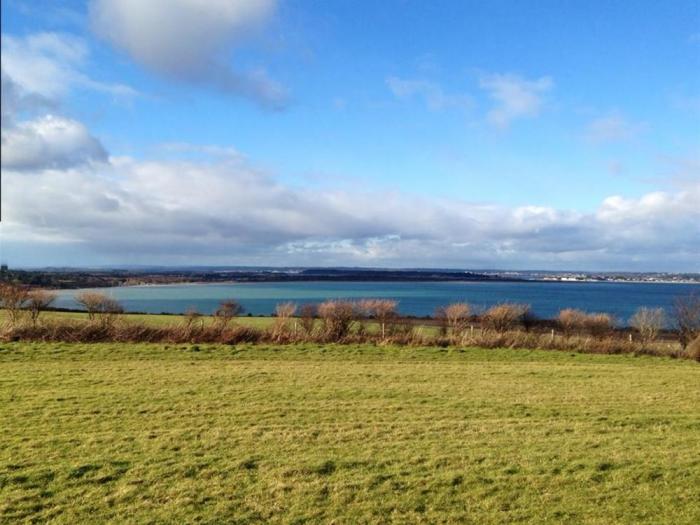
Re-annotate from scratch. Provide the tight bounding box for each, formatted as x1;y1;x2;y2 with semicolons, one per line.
434;306;449;336
176;308;204;341
113;322;168;343
521;309;540;332
97;297;123;328
74;292;123;328
557;309;613;337
373;300;399;338
354;299;374;336
213;299;243;328
318;300;356;341
358;299;398;339
0;283;30;325
674;294;700;349
75;292;107;320
630;307;666;344
384;320;415;344
218;325;263;344
584;313;614;337
557;308;587;337
435;303;471;339
184;308;202;328
482;303;529;334
271;302;298;341
275;302;297;319
299;304;317;335
25;290;57;326
686;336;700;362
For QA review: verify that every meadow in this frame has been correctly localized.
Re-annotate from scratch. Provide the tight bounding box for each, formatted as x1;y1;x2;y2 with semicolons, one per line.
0;309;277;328
1;342;698;524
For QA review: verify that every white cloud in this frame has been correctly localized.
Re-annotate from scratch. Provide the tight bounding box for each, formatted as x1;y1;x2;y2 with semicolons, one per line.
0;32;130;174
0;32;136;105
386;76;473;111
479;73;553;129
3;147;698;270
89;0;287;109
1;115;107;170
584;112;647;143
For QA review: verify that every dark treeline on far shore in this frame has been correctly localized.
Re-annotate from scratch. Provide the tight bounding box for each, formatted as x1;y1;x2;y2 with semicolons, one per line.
0;267;517;289
1;283;699;361
2;266;699;290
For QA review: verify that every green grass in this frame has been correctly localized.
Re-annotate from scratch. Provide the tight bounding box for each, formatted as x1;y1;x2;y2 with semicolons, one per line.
1;343;698;524
0;309;277;328
0;309;442;335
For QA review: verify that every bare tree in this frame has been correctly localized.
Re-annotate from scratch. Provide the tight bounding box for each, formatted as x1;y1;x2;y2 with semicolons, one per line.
482;303;529;334
674;294;700;349
75;292;123;327
97;297;123;328
26;290;57;326
438;303;471;338
372;299;398;339
630;307;666;344
75;292;107;320
0;283;30;325
213;299;244;328
359;299;398;339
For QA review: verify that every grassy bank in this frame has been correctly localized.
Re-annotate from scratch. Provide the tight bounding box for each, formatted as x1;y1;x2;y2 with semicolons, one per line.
1;343;698;523
0;309;278;328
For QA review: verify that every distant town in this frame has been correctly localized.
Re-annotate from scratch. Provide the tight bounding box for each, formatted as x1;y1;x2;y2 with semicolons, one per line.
496;271;700;284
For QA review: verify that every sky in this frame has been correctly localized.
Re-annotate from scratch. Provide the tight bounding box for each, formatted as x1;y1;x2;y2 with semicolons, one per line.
1;0;699;271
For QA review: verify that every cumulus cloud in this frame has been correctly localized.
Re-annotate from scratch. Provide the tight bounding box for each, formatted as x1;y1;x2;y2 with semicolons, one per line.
89;0;288;109
584;112;647;143
1;115;108;170
479;73;553;129
0;33;125;174
386;76;473;111
3;148;698;270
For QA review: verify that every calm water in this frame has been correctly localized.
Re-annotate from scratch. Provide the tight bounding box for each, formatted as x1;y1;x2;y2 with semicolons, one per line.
53;281;699;324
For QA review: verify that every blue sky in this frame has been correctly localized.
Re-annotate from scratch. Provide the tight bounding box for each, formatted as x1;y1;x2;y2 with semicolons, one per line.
1;1;699;270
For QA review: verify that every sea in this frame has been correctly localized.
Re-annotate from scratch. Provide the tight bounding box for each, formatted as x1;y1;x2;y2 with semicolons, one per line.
52;280;700;324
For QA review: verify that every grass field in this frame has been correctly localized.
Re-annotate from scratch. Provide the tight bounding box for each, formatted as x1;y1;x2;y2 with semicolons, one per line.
0;309;444;338
0;309;278;328
1;343;698;524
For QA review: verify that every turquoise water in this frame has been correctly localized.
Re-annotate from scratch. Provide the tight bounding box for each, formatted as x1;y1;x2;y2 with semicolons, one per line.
53;280;699;323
